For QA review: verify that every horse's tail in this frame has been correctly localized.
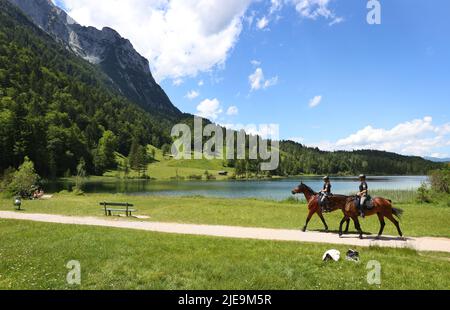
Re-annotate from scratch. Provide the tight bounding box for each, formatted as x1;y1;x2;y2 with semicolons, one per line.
392;207;404;219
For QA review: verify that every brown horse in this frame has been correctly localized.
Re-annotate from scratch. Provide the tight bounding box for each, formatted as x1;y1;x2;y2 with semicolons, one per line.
339;196;404;239
291;182;350;233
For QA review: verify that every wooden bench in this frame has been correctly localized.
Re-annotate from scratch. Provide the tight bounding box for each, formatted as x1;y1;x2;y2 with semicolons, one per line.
100;202;136;217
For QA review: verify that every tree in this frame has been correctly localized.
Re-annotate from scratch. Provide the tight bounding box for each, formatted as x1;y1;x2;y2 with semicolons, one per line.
74;158;86;194
94;130;118;174
8;157;40;198
429;169;450;194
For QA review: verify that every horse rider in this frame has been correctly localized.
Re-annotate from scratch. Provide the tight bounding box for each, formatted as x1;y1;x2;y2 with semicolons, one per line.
319;176;332;211
357;174;369;218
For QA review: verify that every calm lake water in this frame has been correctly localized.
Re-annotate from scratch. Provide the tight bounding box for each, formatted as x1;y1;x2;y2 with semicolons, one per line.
46;176;427;201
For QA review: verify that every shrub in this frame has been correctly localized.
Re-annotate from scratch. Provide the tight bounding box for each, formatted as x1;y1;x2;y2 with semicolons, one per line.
7;157;40;198
429;169;450;193
416;182;432;203
188;174;202;180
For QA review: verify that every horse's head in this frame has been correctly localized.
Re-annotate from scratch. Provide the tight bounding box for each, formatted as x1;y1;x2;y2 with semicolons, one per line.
292;182;308;195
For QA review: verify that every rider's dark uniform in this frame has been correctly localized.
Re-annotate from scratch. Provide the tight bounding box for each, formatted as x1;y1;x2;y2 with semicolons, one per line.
358;181;368;215
320;182;332;209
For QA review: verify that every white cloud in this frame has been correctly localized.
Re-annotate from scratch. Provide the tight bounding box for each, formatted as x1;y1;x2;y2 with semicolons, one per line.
309;116;450;157
289;136;305;143
226;106;239;116
270;0;283;14
198;80;204;87
56;0;253;82
172;78;184;86
251;60;261;67
249;67;278;91
220;123;279;139
185;90;199;100
264;76;278;88
196;98;223;120
308;95;322;108
257;16;269;30
290;0;339;21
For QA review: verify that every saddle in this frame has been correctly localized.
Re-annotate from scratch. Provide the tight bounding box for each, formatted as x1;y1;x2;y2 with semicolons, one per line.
353;195;374;210
318;194;335;213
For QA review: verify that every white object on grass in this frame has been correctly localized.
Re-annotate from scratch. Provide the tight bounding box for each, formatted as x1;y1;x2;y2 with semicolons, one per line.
323;249;341;262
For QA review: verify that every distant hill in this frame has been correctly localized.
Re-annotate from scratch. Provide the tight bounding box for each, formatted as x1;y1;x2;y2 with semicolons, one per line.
273;141;444;176
424;157;450;163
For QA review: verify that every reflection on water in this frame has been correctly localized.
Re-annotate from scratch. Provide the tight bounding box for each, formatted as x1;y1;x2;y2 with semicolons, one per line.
45;176;427;201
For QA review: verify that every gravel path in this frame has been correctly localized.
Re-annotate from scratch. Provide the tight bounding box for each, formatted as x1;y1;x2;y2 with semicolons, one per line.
1;211;449;253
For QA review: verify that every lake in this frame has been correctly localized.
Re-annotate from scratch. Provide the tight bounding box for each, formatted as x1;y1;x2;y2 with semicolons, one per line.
46;176;427;201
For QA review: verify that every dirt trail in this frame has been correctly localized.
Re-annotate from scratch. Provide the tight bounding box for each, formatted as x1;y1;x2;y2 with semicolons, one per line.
1;211;449;253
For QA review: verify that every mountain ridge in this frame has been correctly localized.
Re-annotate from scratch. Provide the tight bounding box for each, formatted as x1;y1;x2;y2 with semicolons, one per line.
8;0;181;116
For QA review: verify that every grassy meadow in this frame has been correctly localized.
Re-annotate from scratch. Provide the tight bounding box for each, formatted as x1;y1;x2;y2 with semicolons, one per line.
104;146;235;180
0;219;449;290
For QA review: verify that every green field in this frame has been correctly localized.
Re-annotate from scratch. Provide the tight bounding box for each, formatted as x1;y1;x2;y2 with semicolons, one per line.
0;219;449;290
103;146;235;180
1;193;449;238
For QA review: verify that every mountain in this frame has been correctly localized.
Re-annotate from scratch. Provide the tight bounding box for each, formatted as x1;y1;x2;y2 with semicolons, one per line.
0;0;174;176
424;157;450;163
8;0;181;116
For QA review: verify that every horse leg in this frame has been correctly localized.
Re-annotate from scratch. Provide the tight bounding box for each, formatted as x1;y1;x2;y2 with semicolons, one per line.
317;210;329;232
344;218;350;234
376;213;386;239
352;216;363;239
385;213;403;237
302;208;315;232
339;216;348;237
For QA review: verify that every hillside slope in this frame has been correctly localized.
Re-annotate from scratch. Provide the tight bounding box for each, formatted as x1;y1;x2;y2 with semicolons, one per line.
0;0;173;176
8;0;181;116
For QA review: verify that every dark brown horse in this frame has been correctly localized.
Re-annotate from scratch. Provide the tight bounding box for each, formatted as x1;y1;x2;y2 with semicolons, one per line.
339;196;404;239
291;182;350;233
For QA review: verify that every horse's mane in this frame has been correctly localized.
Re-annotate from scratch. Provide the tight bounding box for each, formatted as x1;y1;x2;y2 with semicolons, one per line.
302;183;318;195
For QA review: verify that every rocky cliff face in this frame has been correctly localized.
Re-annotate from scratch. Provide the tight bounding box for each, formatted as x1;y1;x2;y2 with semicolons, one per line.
9;0;181;116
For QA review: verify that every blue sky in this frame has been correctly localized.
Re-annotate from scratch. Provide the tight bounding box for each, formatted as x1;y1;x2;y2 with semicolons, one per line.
54;0;450;158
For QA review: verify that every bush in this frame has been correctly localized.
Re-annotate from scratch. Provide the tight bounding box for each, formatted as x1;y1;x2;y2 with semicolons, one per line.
416;182;432;203
7;157;40;198
429;169;450;193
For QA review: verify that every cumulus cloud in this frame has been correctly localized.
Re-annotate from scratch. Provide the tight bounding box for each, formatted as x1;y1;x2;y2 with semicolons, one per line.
56;0;252;82
185;90;199;100
308;95;322;108
249;67;278;91
251;60;261;67
256;16;269;30
172;78;184;86
226;106;239;116
289;136;305;143
196;98;223;120
290;0;342;24
266;0;344;26
309;116;450;157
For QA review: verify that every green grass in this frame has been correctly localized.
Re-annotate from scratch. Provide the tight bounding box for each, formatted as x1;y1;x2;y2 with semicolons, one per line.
104;145;234;180
0;219;448;290
1;193;449;238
